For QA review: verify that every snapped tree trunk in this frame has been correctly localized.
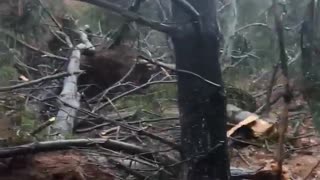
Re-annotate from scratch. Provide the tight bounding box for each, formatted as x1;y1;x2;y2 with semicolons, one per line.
171;0;230;179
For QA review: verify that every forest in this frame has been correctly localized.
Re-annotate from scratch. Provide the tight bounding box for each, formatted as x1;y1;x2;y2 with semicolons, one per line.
0;0;319;179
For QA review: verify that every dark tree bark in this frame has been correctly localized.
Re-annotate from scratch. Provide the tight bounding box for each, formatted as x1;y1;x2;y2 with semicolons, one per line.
171;0;230;179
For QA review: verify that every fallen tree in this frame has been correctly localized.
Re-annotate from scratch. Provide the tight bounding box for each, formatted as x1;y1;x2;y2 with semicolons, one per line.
50;18;95;138
0;138;277;179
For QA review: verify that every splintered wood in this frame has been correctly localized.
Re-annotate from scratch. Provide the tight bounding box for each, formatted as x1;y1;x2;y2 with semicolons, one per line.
227;115;274;138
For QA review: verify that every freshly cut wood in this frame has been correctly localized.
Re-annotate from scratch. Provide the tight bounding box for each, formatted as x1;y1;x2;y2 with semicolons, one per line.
227;104;275;138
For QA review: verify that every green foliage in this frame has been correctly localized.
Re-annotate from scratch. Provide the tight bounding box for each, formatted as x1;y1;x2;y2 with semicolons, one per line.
147;84;177;100
0;95;37;146
20;108;36;132
0;66;18;86
66;3;123;33
116;84;177;117
0;1;46;37
225;85;257;111
0;50;15;67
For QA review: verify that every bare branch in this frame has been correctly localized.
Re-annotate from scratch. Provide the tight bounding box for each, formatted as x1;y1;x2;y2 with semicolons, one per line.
236;23;272;33
0;138;153;158
36;0;63;30
77;0;178;35
30;117;56;136
139;56;221;87
0;29;68;61
109;0;144;48
0;72;79;92
172;0;200;18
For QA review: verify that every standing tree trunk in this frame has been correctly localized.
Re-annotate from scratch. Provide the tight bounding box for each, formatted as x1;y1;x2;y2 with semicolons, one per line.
171;0;230;179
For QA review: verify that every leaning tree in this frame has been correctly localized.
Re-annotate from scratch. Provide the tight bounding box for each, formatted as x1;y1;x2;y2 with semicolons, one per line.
78;0;230;179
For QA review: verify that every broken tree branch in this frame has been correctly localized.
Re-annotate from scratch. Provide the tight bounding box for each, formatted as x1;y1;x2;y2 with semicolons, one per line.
30;117;56;136
0;72;79;92
0;138;152;159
